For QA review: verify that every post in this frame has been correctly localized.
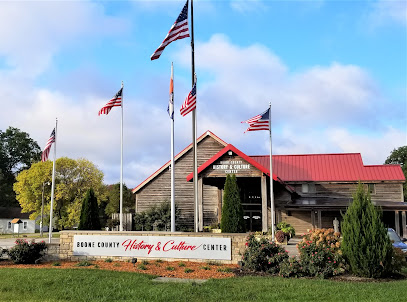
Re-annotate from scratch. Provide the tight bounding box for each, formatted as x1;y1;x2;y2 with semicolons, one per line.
190;0;198;232
268;102;275;240
120;81;124;231
170;63;176;232
49;118;57;244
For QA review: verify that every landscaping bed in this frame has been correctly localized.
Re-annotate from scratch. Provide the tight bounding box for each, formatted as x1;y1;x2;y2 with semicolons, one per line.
0;259;238;279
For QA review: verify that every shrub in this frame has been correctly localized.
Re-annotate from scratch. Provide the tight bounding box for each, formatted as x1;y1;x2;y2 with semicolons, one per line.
275;230;286;243
178;261;186;267
200;266;211;270
76;260;93;267
104;258;113;263
241;234;289;274
217;267;233;273
184;268;194;273
142;260;149;265
51;261;61;267
7;239;47;264
134;201;181;231
279;257;305;278
391;247;407;274
78;188;101;230
138;264;147;270
341;183;394;278
297;228;345;278
276;221;296;238
1;248;8;259
166;266;175;271
220;174;245;233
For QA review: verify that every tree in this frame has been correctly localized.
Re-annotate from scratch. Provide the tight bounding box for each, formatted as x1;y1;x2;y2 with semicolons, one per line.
220;174;245;233
341;183;394;278
78;188;101;230
0;127;41;206
104;183;134;217
14;157;106;230
385;146;407;201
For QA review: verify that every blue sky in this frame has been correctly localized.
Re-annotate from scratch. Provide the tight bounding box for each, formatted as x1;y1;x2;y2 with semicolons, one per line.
0;0;406;188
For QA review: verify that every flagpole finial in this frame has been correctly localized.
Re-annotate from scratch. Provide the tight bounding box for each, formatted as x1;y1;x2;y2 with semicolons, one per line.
121;81;124;88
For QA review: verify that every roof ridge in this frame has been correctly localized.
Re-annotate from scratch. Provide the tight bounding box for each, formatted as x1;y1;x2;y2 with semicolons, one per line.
250;153;362;157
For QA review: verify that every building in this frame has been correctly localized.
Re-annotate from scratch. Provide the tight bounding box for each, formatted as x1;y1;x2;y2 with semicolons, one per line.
0;207;36;234
133;131;407;237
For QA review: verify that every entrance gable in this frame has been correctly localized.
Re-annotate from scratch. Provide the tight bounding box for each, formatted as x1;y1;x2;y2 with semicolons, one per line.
202;154;262;178
186;144;279;182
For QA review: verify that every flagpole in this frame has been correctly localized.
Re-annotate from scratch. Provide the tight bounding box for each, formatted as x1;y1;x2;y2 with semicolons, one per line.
170;63;176;232
120;81;124;232
269;102;275;240
49;118;57;244
190;0;198;232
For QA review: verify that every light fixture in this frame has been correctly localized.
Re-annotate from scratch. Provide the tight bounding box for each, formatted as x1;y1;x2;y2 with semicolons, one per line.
228;151;233;156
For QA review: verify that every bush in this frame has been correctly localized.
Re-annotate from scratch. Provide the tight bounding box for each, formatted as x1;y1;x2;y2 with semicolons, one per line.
276;221;296;238
1;248;8;259
7;239;47;264
279;257;305;278
275;230;286;243
341;183;394;278
76;260;93;267
134;201;180;231
391;247;407;274
241;234;289;274
297;228;345;278
78;188;101;230
220;174;245;233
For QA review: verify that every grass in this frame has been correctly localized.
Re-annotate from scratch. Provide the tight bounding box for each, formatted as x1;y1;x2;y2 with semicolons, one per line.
0;232;60;239
0;268;406;302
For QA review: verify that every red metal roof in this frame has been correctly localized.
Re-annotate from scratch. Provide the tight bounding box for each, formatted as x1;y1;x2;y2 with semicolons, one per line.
251;153;405;182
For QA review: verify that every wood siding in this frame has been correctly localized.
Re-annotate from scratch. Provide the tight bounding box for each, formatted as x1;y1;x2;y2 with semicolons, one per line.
136;136;226;229
280;211;313;235
289;182;403;202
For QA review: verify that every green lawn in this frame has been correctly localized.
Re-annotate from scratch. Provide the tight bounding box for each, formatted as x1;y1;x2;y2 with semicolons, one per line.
0;232;60;239
0;268;406;302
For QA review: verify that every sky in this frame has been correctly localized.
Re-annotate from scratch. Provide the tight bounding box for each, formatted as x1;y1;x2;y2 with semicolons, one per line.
0;0;406;189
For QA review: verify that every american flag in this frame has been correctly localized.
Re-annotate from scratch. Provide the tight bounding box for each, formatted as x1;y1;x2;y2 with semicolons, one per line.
168;63;174;119
98;87;123;116
150;0;190;60
41;128;55;162
241;108;270;132
180;81;196;117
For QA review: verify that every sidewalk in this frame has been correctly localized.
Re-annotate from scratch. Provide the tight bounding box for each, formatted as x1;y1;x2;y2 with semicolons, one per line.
282;237;300;257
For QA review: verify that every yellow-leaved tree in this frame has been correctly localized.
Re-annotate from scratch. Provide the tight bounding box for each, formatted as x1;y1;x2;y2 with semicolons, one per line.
14;157;107;230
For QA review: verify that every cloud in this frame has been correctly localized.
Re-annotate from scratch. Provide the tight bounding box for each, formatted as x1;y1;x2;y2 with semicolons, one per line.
0;1;128;77
230;0;267;13
367;0;407;27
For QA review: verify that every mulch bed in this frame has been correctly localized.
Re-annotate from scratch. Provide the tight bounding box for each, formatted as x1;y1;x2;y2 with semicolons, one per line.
0;259;238;280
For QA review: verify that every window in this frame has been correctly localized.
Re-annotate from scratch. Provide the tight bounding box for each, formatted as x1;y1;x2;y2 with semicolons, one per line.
23;221;28;230
7;222;11;229
302;183;315;193
368;183;375;194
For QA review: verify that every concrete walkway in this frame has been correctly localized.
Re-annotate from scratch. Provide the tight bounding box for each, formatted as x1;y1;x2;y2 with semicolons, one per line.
282;237;300;257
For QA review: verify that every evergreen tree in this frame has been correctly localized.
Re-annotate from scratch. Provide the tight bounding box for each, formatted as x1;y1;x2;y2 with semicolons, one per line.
220;174;245;233
341;183;394;278
78;188;101;230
